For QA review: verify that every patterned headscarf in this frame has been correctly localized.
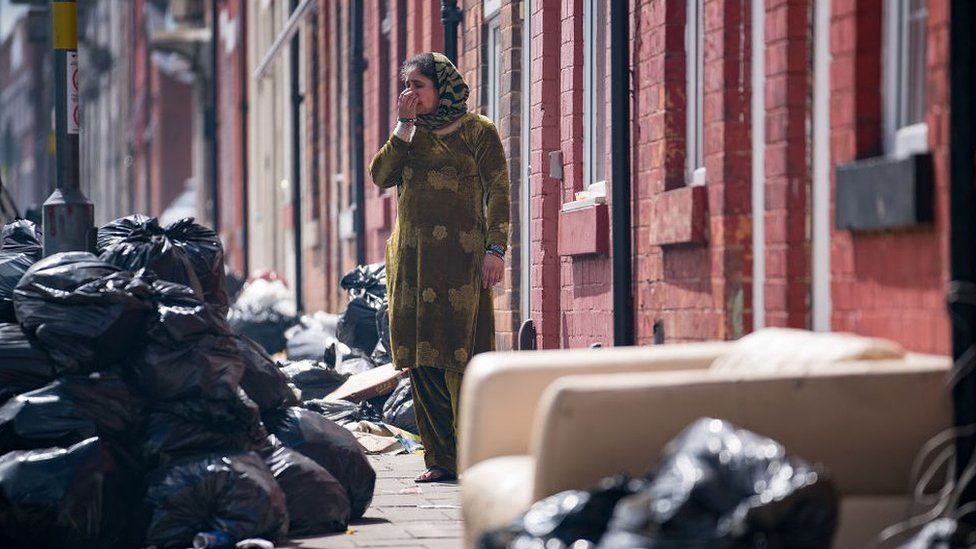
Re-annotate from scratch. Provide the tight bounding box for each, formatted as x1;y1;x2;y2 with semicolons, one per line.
415;52;470;130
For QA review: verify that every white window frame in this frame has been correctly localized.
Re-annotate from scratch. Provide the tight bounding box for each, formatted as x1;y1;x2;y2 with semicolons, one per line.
884;0;928;159
582;0;607;197
483;0;501;19
485;14;502;123
686;0;705;185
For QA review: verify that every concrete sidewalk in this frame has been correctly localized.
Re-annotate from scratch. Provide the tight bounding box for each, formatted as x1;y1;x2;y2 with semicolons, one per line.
286;453;463;548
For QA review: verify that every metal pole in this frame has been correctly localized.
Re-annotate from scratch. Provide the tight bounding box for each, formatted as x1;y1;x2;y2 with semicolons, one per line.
351;0;366;265
440;1;461;65
43;0;94;255
610;0;634;346
949;0;976;513
290;0;304;312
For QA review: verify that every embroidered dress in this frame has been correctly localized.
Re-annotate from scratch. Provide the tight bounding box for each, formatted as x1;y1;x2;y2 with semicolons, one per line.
368;112;510;373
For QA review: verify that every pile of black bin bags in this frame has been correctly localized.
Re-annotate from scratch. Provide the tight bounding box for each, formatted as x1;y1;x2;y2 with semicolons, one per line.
480;418;841;549
0;216;375;548
281;263;417;435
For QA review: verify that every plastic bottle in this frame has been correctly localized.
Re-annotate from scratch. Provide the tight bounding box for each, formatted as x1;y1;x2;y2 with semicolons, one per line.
192;530;233;549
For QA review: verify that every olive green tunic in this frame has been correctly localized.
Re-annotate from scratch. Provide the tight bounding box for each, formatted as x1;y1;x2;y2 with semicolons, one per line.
368;112;510;373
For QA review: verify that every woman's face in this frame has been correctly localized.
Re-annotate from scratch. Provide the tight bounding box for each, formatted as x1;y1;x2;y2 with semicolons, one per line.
403;68;439;115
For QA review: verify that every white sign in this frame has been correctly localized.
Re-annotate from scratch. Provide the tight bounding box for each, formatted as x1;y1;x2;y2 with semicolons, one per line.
67;51;80;134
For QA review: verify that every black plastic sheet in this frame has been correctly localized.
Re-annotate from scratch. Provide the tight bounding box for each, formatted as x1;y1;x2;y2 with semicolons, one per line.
0;374;146;454
13;252;155;373
0;437;141;549
280;360;347;401
305;398;383;427
599;418;839;549
262;440;351;535
263;406;376;520
141;451;288;548
382;377;417;434
0;323;56;404
237;336;301;411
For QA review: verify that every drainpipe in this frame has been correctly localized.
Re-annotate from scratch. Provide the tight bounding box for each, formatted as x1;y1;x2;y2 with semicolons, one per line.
610;0;633;346
351;0;366;265
239;0;250;275
290;0;304;312
210;0;220;234
949;0;976;512
441;1;461;65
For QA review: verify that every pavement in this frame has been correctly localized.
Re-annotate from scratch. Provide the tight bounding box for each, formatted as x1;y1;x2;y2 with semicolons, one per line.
284;453;464;549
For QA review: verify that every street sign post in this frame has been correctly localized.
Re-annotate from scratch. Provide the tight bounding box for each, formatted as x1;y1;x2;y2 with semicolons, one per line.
42;0;94;256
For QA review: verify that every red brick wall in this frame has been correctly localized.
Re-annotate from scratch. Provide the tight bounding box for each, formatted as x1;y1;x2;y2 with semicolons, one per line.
216;0;247;276
828;0;950;354
149;70;193;217
763;0;810;328
631;0;752;345
529;0;564;349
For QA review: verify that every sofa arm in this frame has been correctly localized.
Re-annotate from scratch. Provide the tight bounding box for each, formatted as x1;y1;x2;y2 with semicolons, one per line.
457;342;729;473
529;358;952;501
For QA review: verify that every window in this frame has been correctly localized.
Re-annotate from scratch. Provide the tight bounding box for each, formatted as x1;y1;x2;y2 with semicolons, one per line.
484;15;502;122
884;0;928;158
583;0;607;191
686;0;705;185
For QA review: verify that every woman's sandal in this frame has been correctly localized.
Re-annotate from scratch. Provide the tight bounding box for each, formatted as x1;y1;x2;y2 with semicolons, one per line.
415;466;457;483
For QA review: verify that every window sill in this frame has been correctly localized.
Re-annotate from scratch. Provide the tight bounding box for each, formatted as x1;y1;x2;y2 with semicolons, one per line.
366;193;396;231
835;152;934;232
648;185;708;246
558;202;609;257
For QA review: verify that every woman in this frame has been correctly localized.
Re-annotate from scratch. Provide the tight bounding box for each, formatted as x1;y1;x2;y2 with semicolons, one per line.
369;52;509;483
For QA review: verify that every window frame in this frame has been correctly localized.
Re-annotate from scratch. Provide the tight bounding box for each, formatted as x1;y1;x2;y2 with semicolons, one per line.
883;0;929;159
686;0;705;186
582;0;607;194
484;14;502;123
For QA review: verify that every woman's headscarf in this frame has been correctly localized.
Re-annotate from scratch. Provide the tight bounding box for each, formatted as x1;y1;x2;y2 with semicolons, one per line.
415;52;470;130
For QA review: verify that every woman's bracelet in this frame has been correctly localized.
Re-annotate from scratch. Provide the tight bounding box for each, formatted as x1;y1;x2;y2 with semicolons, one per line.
398;117;416;124
486;244;505;259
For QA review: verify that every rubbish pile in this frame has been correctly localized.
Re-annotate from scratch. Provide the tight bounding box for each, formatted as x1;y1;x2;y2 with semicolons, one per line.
257;262;420;450
0;216;373;548
479;418;839;549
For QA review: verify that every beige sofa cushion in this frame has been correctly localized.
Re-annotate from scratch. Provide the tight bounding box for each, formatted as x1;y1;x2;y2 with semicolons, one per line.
711;328;905;373
461;455;535;546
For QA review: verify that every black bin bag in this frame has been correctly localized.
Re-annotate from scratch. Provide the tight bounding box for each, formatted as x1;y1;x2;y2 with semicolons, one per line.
128;281;244;401
477;475;638;549
1;219;42;259
141;392;266;469
0;437;141;549
382;377;417;434
236;336;301;411
280;360;347;401
98;215;229;315
263;406;376;520
0;374;145;454
13;252;154;374
141;451;288;548
599;418;839;549
262;438;351;535
0;323;57;404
